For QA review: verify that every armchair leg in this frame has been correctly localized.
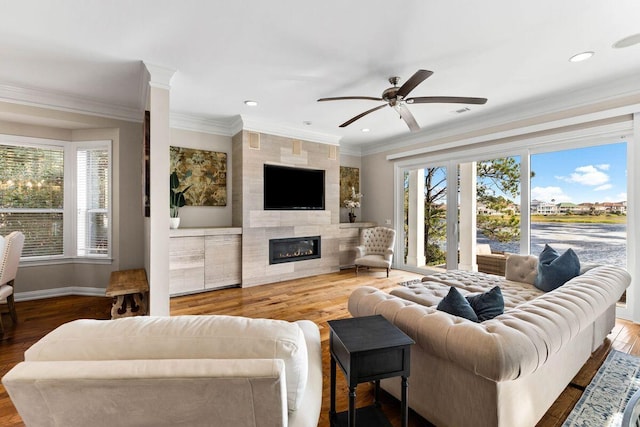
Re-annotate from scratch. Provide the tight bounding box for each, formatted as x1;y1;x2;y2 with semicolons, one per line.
7;293;17;324
355;265;359;276
386;267;390;278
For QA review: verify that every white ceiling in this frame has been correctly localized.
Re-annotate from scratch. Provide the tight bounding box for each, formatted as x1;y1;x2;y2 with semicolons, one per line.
1;1;640;150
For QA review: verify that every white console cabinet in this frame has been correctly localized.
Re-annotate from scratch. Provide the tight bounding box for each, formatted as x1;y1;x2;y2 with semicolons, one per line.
169;227;242;296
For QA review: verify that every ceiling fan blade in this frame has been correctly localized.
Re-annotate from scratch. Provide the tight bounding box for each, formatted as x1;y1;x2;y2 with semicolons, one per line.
396;104;420;132
339;104;387;128
406;96;488;105
396;69;433;99
318;96;383;102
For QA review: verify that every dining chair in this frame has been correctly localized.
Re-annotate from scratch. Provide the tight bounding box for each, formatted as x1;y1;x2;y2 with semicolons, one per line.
0;231;25;338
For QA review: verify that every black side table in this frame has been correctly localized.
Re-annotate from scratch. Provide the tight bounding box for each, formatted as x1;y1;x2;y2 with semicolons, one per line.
328;314;415;427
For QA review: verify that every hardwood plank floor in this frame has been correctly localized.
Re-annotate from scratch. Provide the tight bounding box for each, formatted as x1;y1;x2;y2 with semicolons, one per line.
0;269;639;426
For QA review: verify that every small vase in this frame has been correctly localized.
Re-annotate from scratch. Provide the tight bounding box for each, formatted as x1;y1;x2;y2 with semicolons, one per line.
348;212;356;223
169;217;180;229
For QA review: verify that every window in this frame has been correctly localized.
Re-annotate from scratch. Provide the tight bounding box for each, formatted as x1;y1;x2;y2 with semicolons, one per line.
529;142;627;268
476;156;522;254
76;146;110;257
0;136;111;260
396;131;631;278
0;143;64;257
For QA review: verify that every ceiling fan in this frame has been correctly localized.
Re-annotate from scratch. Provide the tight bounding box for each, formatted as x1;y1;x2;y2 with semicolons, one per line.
317;69;487;132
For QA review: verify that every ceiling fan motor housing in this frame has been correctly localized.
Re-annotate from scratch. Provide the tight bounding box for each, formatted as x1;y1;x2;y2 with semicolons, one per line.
382;86;400;104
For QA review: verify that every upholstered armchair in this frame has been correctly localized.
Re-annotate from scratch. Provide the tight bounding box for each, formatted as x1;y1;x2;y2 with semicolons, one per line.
0;231;25;338
354;226;396;277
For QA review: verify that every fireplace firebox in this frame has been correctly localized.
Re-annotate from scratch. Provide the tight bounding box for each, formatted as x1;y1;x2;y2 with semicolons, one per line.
269;236;321;264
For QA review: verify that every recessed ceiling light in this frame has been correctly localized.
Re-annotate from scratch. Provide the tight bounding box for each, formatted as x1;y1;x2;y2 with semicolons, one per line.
569;51;594;63
361;128;370;133
244;100;258;107
613;33;640;49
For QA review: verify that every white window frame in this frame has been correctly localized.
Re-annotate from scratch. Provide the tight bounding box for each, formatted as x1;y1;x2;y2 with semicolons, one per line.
0;134;112;265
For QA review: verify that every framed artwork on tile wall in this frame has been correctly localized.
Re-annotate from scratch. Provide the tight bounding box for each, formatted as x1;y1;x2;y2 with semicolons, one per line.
340;166;360;204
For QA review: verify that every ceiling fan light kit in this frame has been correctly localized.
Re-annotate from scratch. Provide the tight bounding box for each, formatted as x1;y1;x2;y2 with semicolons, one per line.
318;69;487;132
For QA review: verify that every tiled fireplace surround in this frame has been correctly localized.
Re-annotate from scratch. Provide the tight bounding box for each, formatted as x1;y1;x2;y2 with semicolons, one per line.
232;131;341;287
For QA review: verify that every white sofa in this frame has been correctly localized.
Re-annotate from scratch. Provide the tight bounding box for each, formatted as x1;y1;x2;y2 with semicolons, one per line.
348;258;631;427
2;315;322;427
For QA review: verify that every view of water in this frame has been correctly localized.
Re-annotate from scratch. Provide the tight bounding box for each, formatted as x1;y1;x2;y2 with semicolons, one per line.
477;222;627;267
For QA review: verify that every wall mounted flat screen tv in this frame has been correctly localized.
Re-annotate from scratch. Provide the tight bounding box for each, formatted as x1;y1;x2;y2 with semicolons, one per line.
264;164;325;210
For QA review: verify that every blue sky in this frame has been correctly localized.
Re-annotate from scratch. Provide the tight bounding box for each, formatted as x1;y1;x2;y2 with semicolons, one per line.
530;142;627;204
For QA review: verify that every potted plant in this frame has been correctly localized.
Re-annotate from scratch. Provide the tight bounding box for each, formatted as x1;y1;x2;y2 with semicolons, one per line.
344;186;363;223
170;170;191;229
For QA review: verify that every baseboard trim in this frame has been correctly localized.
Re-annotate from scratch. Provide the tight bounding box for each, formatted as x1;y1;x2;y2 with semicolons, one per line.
15;287;106;302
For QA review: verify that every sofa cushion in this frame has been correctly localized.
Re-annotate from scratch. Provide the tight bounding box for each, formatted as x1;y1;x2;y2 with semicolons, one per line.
466;286;504;321
534;244;580;292
24;315;309;412
437;286;478;322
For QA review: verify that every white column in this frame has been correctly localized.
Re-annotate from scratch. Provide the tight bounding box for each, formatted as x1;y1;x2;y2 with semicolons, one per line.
458;162;477;271
144;62;176;316
407;169;425;266
628;113;639;322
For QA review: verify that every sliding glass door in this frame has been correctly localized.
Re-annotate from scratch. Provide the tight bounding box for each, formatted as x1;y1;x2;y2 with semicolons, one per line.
402;164;451;271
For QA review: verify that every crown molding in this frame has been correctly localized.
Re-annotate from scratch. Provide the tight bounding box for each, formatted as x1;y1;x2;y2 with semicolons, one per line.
240;116;341;145
143;62;176;90
360;72;640;157
0;83;143;123
339;145;362;157
170;112;239;136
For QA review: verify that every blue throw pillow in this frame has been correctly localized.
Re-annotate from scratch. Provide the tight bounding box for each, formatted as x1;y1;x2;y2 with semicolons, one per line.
437;286;478;322
534;244;580;292
466;286;504;321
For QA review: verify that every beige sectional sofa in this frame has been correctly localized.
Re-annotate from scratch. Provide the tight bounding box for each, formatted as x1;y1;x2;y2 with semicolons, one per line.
2;315;322;427
348;258;631;427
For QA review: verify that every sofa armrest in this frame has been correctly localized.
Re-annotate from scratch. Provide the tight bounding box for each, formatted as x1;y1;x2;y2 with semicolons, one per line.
3;359;287;427
290;320;322;427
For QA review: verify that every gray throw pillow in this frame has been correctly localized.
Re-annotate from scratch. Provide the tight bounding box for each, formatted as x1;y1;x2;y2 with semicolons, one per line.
466;286;504;321
534;244;580;292
437;286;478;322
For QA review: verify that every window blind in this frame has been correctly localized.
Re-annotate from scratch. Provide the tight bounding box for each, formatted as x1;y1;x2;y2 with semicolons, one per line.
76;147;109;257
0;144;64;257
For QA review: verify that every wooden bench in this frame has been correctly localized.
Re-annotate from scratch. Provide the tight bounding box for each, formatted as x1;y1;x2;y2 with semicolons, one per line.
105;269;149;319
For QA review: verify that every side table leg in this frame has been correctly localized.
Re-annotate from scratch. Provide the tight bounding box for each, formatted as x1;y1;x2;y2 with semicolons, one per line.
330;357;336;423
374;379;381;406
349;385;356;427
401;376;409;427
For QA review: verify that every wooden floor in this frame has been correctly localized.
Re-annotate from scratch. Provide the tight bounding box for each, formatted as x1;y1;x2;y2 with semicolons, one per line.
1;268;639;427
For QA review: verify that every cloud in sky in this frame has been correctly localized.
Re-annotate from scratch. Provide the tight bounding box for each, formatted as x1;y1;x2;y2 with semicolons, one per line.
594;184;613;191
531;186;572;203
556;165;610;187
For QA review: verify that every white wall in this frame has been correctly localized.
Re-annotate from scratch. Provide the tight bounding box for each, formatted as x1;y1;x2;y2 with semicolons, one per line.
360;151;395;227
